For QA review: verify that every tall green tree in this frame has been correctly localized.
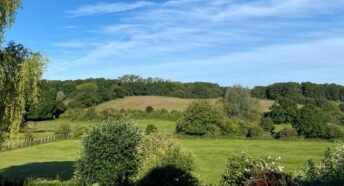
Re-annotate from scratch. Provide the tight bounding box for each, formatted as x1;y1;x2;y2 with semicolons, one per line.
0;0;21;40
224;85;253;119
0;42;48;142
72;82;100;107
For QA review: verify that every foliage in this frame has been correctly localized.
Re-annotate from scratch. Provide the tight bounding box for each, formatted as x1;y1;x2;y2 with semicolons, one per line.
292;104;328;138
0;42;48;144
324;125;344;139
74;119;143;185
26;81;66;120
275;127;298;139
69;82;100;108
221;151;293;186
252;82;344;103
23;128;35;141
72;125;88;138
83;107;98;121
247;125;265;138
268;97;298;124
298;143;344;186
145;124;158;135
0;0;21;40
59;108;84;121
136;134;197;183
222;118;252;136
176;101;224;135
339;103;344;112
260;117;274;133
145;106;154;113
224;85;253;119
137;165;199;186
54;123;71;139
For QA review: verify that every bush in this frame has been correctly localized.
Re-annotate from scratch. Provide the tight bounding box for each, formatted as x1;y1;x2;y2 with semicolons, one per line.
260;117;275;133
145;106;154;113
137;165;199;186
54;123;72;139
298;143;344;185
247;125;265;137
74;119;144;185
275;127;298;139
221;151;293;186
59;108;84;121
72;125;89;138
176;101;224;135
136;134;197;184
325;125;344;139
145;124;158;135
84;107;99;121
222;119;252;136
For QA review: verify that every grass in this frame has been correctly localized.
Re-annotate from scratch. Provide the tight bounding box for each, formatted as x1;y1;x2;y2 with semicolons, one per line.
95;96;218;112
0;137;335;184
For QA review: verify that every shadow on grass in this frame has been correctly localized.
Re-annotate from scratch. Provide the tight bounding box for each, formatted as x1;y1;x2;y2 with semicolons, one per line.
0;161;74;181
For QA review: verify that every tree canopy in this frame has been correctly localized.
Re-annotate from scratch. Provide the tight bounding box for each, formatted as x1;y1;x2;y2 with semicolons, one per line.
0;0;21;40
0;42;48;142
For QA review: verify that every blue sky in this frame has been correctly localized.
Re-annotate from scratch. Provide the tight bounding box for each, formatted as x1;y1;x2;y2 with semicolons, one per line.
4;0;344;87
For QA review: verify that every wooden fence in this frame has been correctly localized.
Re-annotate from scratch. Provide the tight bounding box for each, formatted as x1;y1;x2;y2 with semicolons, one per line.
1;134;72;151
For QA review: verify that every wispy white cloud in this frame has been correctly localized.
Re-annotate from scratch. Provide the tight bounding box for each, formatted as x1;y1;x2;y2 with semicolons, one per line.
49;0;344;85
67;1;154;17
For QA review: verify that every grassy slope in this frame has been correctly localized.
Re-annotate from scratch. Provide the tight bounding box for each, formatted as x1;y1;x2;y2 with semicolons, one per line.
0;137;335;184
95;96;218;112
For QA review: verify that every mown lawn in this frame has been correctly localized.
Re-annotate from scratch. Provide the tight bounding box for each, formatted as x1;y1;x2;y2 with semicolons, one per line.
0;136;335;184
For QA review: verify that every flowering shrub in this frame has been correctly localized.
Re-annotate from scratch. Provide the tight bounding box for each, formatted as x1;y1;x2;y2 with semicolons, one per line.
221;151;293;186
136;134;199;185
298;143;344;186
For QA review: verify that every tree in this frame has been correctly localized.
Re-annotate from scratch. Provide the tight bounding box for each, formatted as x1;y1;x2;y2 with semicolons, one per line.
74;119;144;185
72;82;100;107
0;0;21;40
0;42;47;143
292;104;328;138
224;85;253;119
176;101;224;135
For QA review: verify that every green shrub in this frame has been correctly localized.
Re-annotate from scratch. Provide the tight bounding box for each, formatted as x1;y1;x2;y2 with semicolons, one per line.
298;143;344;185
275;127;298;139
99;108;125;120
222;119;251;136
136;134;197;183
247;125;265;137
72;125;89;138
260;117;275;133
145;106;154;113
145;124;158;135
74;119;144;185
221;152;293;186
325;125;344;139
54;123;72;139
59;108;84;121
137;165;199;186
176;101;224;135
84;107;99;121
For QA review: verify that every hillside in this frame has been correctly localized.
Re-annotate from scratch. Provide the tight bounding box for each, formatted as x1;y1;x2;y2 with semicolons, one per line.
95;96;275;113
95;96;219;112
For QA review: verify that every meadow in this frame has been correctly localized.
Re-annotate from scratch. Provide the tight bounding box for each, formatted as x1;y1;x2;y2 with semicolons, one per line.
0;119;337;184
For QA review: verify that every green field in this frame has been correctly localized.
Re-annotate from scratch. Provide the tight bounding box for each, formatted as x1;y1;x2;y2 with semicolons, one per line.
0;119;336;184
0;137;335;184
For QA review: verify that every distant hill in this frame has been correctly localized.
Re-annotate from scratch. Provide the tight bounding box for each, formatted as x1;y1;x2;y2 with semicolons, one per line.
95;96;275;113
95;96;218;112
